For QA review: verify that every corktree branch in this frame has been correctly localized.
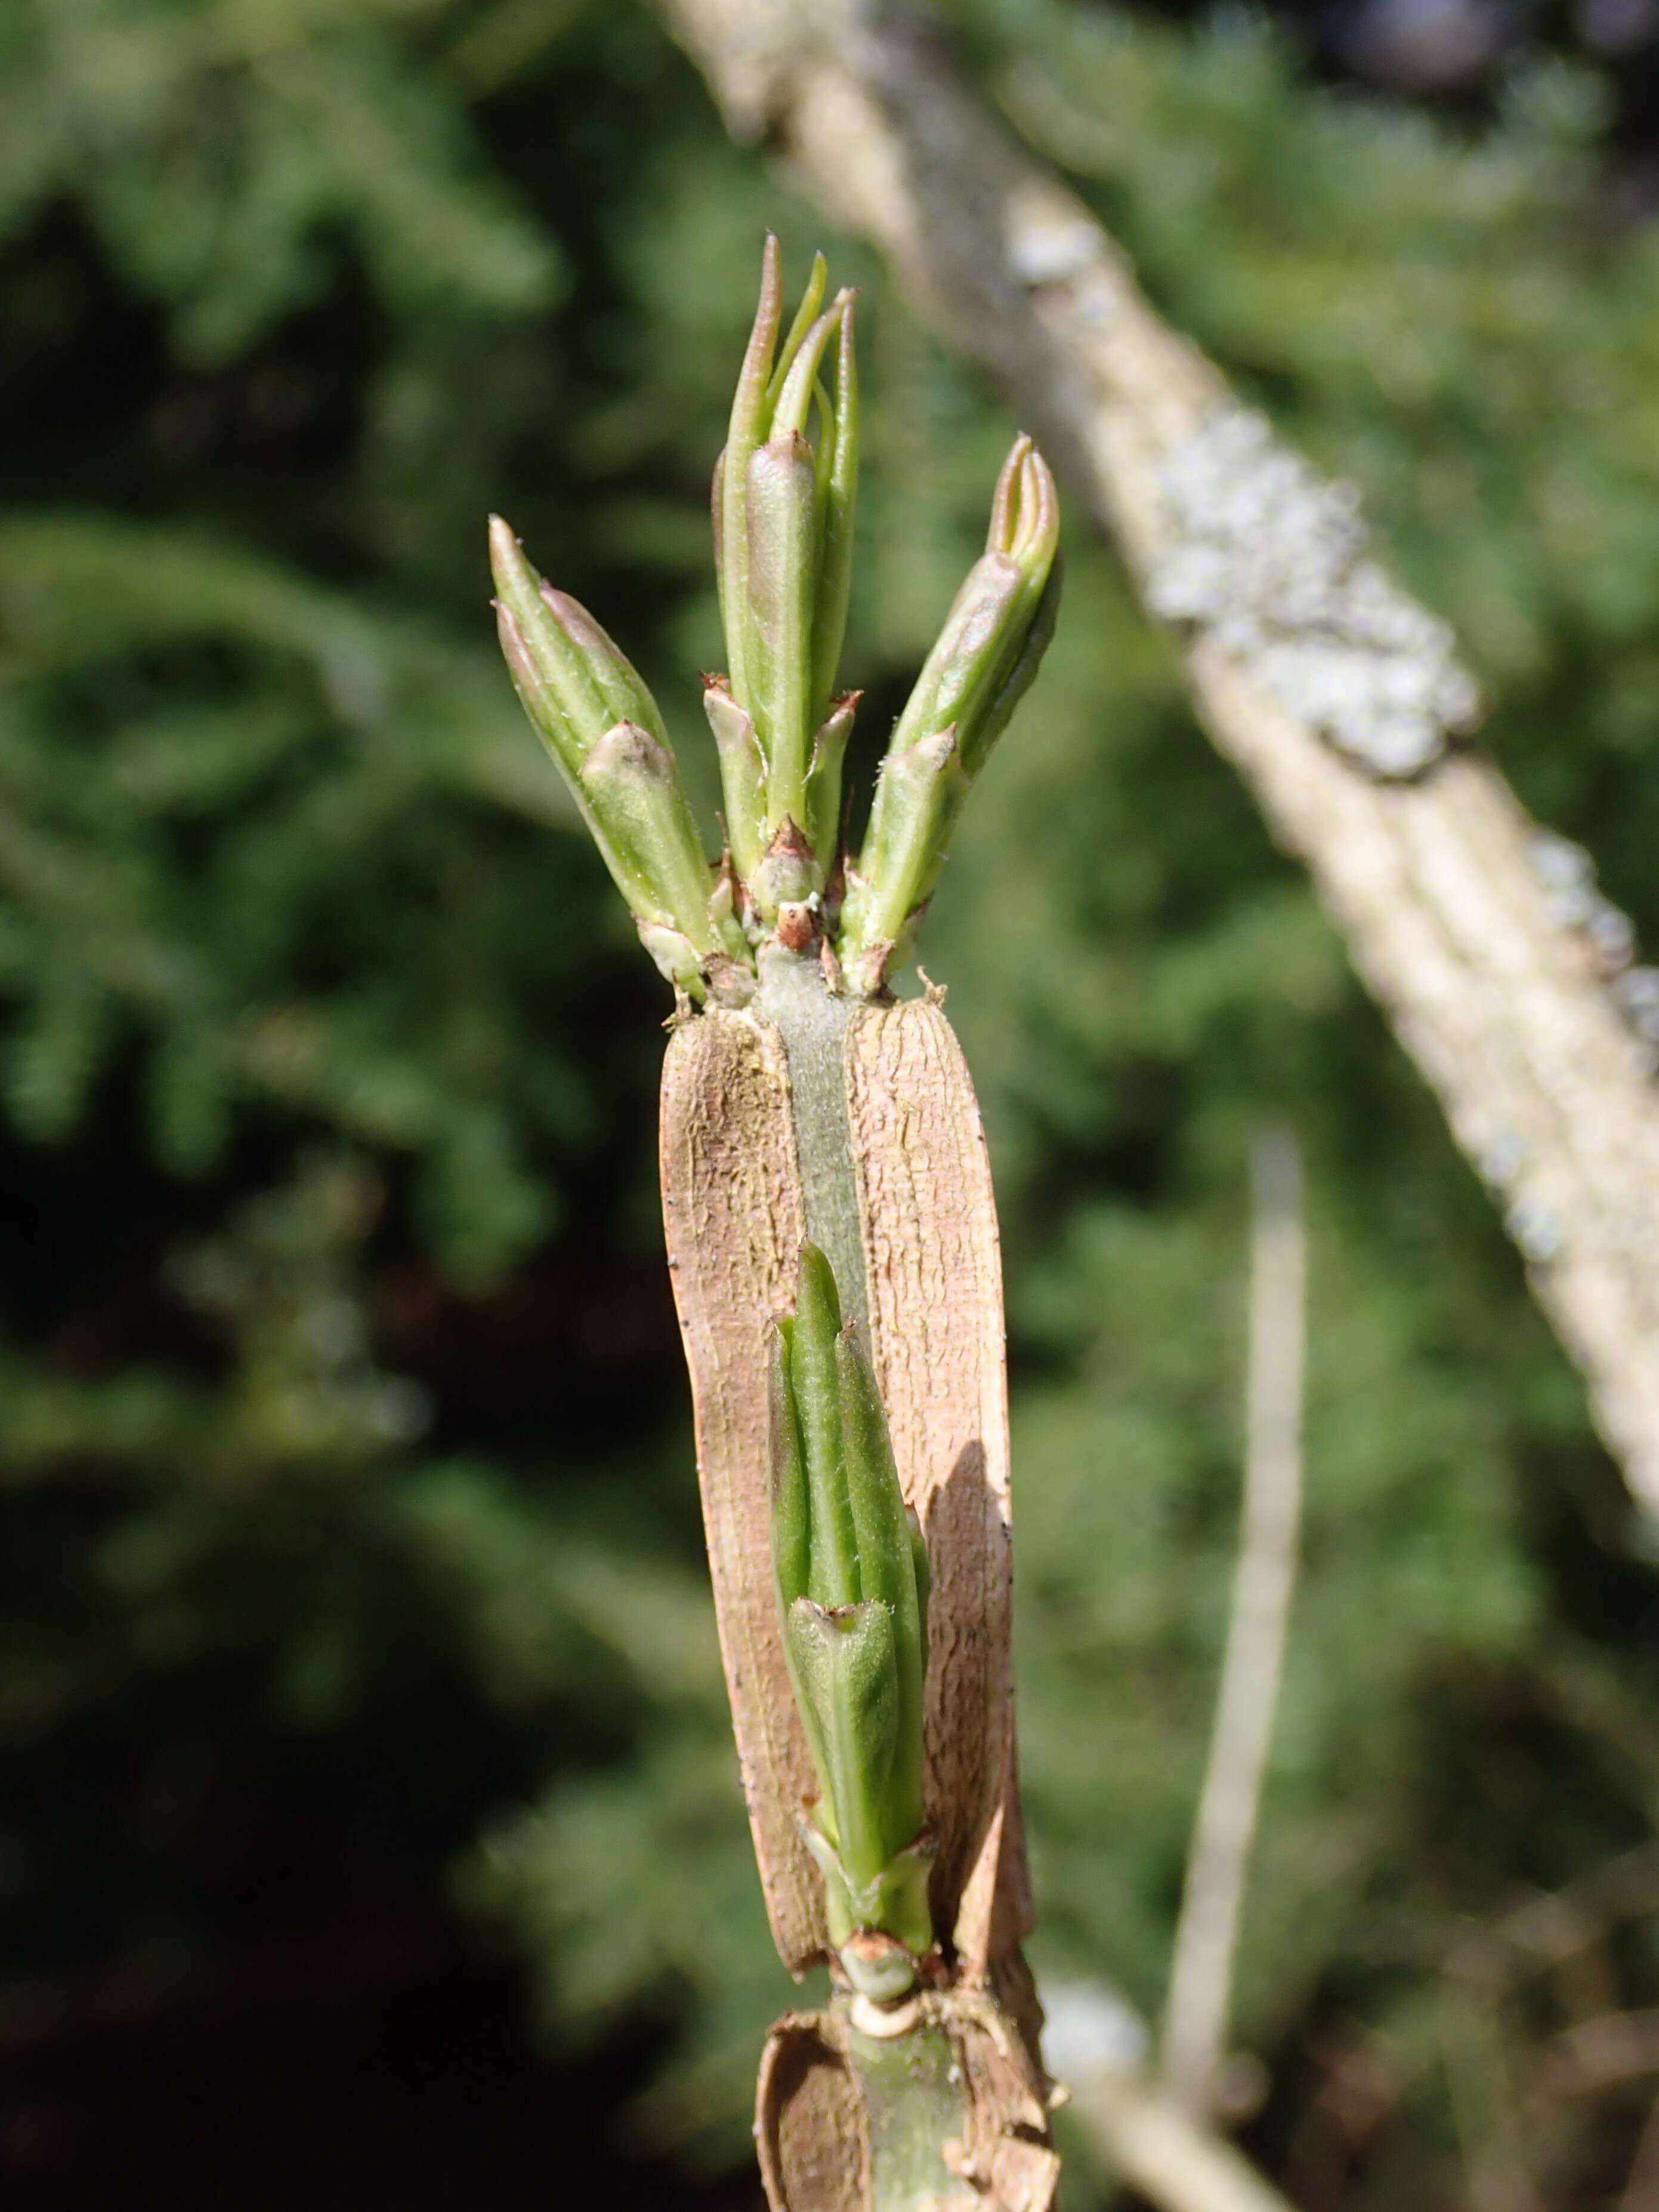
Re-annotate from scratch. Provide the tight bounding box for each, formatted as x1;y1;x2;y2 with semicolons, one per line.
657;0;1659;1510
1163;1126;1306;2112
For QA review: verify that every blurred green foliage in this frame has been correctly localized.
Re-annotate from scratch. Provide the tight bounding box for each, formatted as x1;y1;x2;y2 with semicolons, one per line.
3;0;1659;2201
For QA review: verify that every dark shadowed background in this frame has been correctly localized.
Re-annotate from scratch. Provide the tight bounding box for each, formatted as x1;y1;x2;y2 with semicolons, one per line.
2;1;1658;2204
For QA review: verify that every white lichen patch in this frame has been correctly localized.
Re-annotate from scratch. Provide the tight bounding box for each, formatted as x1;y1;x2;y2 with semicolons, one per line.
1527;832;1657;1076
1148;406;1481;778
1506;1191;1564;1266
1615;967;1659;1051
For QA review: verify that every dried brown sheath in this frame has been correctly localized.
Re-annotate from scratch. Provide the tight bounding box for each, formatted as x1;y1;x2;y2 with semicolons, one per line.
660;1005;823;1958
661;988;1026;1977
846;996;1023;1986
662;977;1056;2210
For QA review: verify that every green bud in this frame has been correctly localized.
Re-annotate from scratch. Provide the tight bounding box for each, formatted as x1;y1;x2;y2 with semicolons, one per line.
490;514;666;764
767;249;828;416
576;721;744;983
490;515;744;996
840;437;1061;993
715;236;784;713
810;303;858;743
713;239;860;913
803;693;858;879
746;430;820;839
901;434;1058;768
771;1243;931;1961
703;679;767;894
838;727;969;1000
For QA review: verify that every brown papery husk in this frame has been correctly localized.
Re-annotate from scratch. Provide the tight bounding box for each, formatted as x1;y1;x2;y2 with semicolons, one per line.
659;984;1054;2209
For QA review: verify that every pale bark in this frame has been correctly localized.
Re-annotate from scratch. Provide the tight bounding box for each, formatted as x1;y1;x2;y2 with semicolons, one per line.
1070;2071;1299;2212
657;0;1659;1512
1163;1129;1305;2111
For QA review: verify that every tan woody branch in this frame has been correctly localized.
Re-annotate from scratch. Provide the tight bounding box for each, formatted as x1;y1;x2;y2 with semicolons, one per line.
657;0;1659;1513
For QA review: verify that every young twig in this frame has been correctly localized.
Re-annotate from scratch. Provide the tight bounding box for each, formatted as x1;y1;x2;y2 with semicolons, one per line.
658;0;1659;1513
1163;1127;1306;2113
1068;2066;1299;2212
1045;1978;1298;2211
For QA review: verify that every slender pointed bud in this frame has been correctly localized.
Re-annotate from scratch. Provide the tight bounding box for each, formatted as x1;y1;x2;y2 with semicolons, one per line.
716;248;860;916
838;1326;926;1865
770;1243;932;1963
490;517;750;999
883;435;1059;776
802;693;857;874
790;1242;857;1609
745;432;818;854
770;1317;812;1614
767;251;827;410
752;817;817;921
718;236;783;705
578;720;742;974
490;515;671;777
490;517;612;773
703;679;767;889
810;298;858;740
771;298;846;441
749;295;852;875
838;727;970;996
841;438;1061;992
537;583;668;745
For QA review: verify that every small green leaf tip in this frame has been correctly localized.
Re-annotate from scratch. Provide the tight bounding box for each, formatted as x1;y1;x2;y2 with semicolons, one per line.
770;1242;932;1965
489;243;1061;1000
489;515;744;998
712;239;860;920
839;435;1061;997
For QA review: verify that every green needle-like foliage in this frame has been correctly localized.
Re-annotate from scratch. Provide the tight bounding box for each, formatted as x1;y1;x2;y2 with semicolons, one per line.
771;1244;932;1968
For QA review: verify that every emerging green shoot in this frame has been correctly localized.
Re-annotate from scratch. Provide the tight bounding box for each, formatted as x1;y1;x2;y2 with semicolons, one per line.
489;516;745;999
837;436;1061;996
771;1243;933;1984
490;236;1058;1003
713;235;860;919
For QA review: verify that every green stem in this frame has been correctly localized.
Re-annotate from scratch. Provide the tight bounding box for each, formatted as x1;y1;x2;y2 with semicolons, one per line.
756;943;867;1339
844;2005;972;2212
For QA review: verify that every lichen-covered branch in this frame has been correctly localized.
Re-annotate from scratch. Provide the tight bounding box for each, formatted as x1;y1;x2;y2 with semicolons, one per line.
657;0;1659;1511
1163;1128;1305;2112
